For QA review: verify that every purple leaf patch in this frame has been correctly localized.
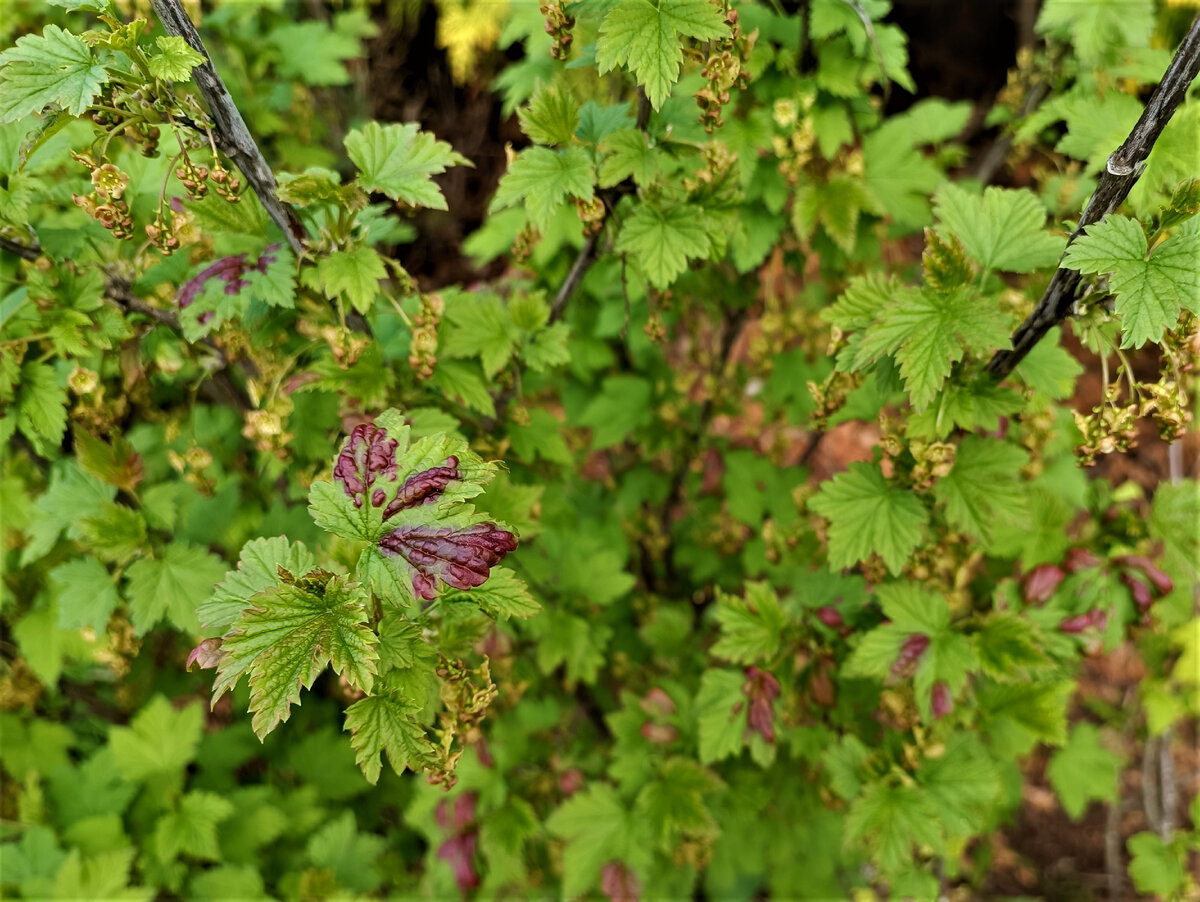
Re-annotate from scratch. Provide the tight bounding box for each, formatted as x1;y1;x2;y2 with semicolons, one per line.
378;522;518;600
178;243;282;323
333;423;399;509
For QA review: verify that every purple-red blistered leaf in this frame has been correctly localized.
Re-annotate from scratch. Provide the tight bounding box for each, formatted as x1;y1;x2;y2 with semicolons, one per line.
931;681;953;719
1119;572;1154;610
435;793;476;832
601;862;642;902
891;634;930;678
742;665;781;744
1063;547;1101;573
815;605;844;628
435;793;479;892
1060;608;1107;633
186;638;222;671
558;767;585;795
378;522;517;599
1023;563;1065;604
1115;554;1173;596
382;456;462;519
178;243;282;322
333;424;399;509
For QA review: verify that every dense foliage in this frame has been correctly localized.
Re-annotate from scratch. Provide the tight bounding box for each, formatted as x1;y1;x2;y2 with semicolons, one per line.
1;0;1198;898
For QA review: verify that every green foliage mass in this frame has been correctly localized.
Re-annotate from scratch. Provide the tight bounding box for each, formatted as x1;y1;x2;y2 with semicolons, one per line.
1;0;1198;899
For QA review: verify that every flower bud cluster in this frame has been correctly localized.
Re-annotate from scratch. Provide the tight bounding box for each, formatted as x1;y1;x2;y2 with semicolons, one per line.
1074;384;1139;466
771;94;817;185
72;157;134;239
409;293;445;380
511;224;540;264
694;6;753;132
168;443;215;494
574;195;605;237
540;0;575;60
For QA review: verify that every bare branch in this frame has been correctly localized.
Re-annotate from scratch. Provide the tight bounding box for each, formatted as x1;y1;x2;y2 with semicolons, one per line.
148;0;309;256
986;12;1200;381
0;235;41;261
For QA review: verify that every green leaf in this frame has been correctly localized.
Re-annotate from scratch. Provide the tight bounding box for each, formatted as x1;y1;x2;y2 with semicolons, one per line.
17;361;67;455
440;566;540;619
531;609;612;684
575;375;653;448
615;202;712;289
696;668;749;764
853;286;1011;410
50;557;118;633
933;184;1066;272
517;83;579;146
596;0;729;110
153;791;235;863
1046;723;1121;820
978;680;1073;756
808;462;929;575
845;783;942;873
523;321;571;373
1015;327;1083;399
599;127;661;187
443;293;517;377
124;542;226;635
1150;480;1200;582
490;146;595;230
317;244;386;315
307;812;385;893
213;576;378;739
146;36;204;82
1037;0;1153;65
1063;214;1200;347
916;735;1000;840
635;757;722;848
108;695;203;782
932;436;1027;544
345;121;466;210
433;359;496;416
198;536;317;634
546;784;651;899
1126;832;1187;897
975;612;1049;680
343;693;438;784
862;123;943;229
0;25;108;121
269;19;365;87
712;582;787;664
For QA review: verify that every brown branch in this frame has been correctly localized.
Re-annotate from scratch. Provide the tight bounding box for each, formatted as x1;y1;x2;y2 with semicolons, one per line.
0;236;41;261
104;271;255;412
986;12;1200;380
549;234;599;323
148;0;308;256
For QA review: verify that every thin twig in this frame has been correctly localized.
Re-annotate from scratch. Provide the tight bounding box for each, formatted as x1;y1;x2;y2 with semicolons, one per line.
986;13;1200;381
636;88;652;131
148;0;308;256
970;80;1049;186
0;236;41;261
549;234;599;323
1105;795;1123;902
1142;734;1163;834
104;271;255;411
